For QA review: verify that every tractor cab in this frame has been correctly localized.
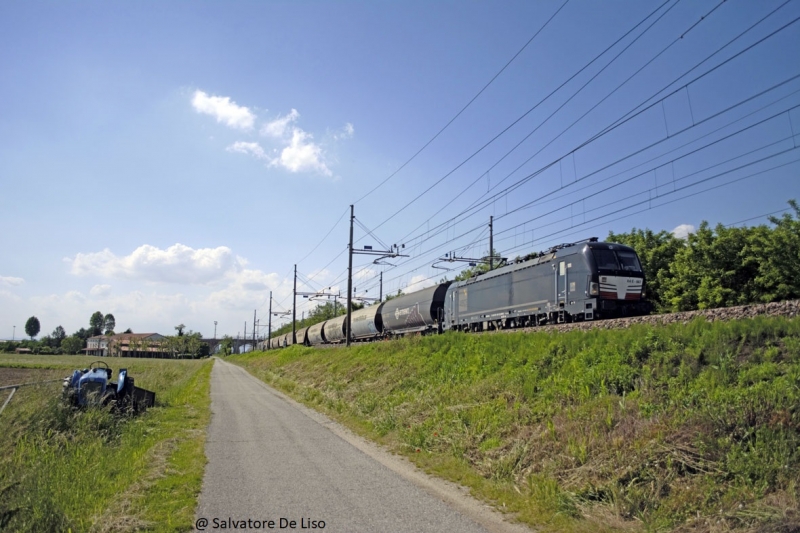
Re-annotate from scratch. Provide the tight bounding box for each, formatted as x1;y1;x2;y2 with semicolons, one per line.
76;365;113;406
63;361;155;412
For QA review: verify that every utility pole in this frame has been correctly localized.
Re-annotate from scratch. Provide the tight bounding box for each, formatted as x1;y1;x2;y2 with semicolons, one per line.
379;271;383;302
345;205;407;346
268;291;272;350
346;205;354;347
243;321;247;351
213;321;217;340
489;215;494;271
253;309;257;348
293;264;297;345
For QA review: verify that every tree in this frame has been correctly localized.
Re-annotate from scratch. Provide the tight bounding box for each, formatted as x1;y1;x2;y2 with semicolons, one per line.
747;199;800;302
219;335;234;356
175;324;186;336
123;328;133;334
61;336;83;355
24;316;40;340
659;222;763;311
607;228;685;312
384;289;405;301
103;313;116;335
52;325;66;346
89;311;104;336
453;248;502;282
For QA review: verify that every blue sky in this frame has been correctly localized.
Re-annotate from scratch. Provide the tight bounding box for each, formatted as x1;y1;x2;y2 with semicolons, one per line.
1;0;799;340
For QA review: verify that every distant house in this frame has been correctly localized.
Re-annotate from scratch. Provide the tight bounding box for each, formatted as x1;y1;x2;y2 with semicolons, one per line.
85;333;167;357
14;348;32;354
85;335;110;356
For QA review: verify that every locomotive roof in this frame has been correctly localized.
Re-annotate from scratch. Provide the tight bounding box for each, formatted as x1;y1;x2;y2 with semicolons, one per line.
462;240;637;284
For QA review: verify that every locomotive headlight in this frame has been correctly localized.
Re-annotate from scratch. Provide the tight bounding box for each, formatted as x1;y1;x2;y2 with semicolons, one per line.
589;282;599;296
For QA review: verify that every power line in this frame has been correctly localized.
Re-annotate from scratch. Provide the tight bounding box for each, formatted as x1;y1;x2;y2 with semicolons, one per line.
390;2;797;251
296;207;349;266
370;0;676;234
725;207;794;227
351;0;571;205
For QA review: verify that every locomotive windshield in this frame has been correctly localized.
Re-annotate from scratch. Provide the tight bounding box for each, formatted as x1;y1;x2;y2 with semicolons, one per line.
592;249;642;273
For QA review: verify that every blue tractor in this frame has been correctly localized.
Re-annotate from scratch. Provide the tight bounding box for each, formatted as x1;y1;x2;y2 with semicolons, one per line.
63;361;155;412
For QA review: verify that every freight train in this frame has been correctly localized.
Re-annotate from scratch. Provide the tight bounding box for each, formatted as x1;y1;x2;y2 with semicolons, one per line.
263;238;650;348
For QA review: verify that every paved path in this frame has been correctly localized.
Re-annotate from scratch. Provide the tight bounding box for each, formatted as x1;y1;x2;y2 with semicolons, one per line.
196;358;530;533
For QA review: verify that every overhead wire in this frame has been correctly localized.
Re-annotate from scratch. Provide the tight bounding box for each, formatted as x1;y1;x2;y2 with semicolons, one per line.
396;42;800;256
283;2;800;320
351;0;571;205
391;1;797;251
376;152;800;293
388;73;799;267
499;151;800;256
371;0;676;234
495;100;800;225
370;97;800;292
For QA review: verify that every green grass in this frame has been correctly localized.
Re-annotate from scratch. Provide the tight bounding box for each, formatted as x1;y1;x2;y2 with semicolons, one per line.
0;355;213;532
229;316;800;532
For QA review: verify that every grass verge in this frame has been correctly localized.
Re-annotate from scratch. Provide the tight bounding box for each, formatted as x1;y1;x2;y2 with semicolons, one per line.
229;316;800;532
0;355;213;532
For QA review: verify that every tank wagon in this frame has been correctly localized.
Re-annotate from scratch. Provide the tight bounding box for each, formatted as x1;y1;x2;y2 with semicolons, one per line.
307;321;327;345
350;304;385;340
266;239;649;348
295;326;309;346
324;315;347;343
380;283;451;336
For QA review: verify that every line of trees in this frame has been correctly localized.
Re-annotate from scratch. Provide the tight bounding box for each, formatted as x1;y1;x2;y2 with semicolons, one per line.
2;311;121;354
608;200;800;312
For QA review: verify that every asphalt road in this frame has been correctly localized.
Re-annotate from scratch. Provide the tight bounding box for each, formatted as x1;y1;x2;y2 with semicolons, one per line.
196;358;530;533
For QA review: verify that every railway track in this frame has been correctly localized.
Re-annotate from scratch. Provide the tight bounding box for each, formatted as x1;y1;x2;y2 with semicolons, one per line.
269;299;800;349
511;298;800;336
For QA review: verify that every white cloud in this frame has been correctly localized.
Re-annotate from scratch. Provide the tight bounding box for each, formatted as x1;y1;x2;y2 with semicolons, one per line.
90;284;111;297
207;269;284;310
404;275;436;294
354;268;376;281
671;224;696;240
260;109;300;138
0;275;24;287
271;128;332;176
226;141;268;160
192;90;255;130
202;100;348;177
333;122;355;140
70;244;241;285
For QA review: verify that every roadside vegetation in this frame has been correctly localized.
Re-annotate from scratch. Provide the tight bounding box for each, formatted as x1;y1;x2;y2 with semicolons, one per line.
0;355;212;532
608;200;800;313
231;316;800;532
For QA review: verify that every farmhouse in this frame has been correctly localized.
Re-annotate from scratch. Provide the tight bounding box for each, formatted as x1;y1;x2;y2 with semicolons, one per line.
85;333;167;357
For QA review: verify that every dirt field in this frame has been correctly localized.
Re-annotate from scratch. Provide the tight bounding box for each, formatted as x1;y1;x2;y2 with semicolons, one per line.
0;367;66;388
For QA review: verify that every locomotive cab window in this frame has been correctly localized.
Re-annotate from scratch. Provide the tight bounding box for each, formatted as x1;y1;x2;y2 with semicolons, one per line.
592;249;642;273
616;251;642;272
593;249;619;271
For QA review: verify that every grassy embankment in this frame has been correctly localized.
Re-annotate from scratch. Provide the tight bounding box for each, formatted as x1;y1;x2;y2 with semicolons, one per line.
230;316;800;532
0;355;213;532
